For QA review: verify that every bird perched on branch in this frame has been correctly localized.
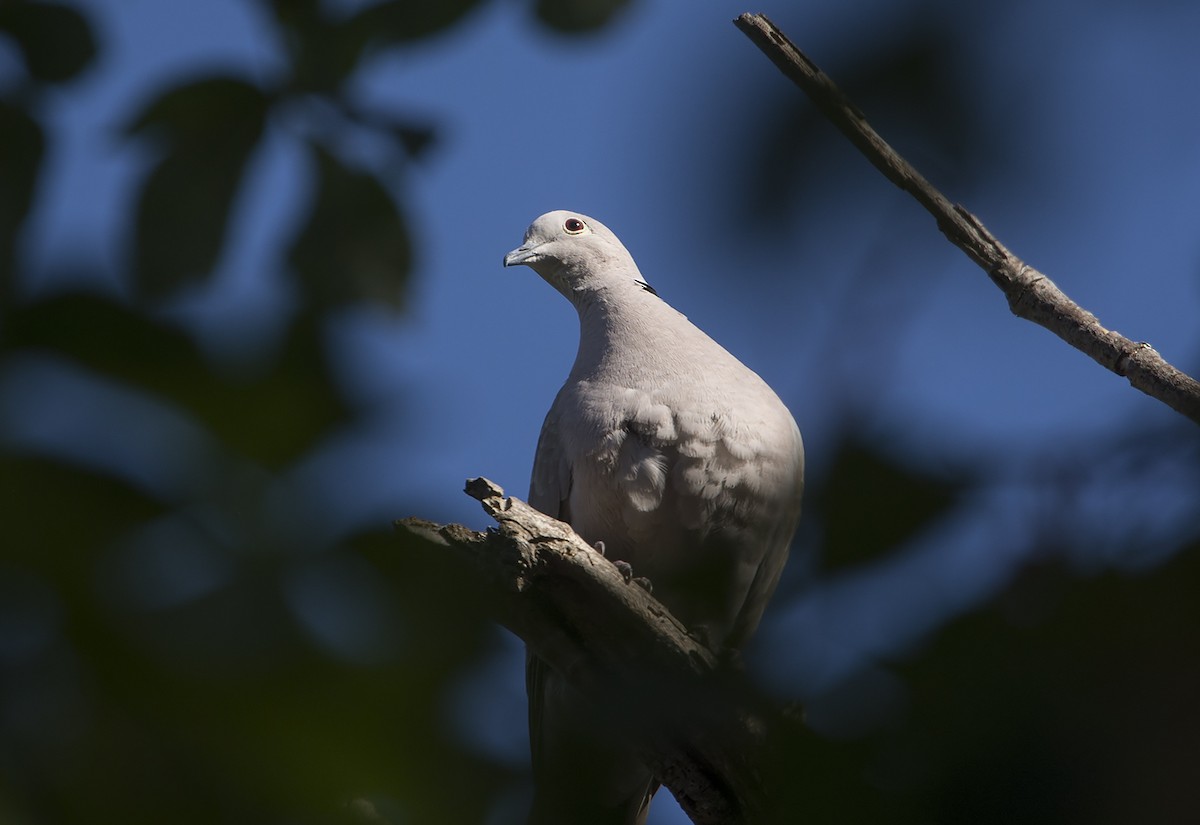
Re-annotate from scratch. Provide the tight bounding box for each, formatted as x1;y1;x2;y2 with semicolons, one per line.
503;210;804;825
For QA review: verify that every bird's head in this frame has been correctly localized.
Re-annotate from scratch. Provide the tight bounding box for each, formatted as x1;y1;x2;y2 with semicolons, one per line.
503;210;654;300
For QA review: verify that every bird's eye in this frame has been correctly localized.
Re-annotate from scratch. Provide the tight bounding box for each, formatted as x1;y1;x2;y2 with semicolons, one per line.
563;217;586;234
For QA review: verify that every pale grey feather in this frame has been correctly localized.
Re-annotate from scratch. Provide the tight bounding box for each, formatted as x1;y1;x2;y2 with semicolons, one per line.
504;210;804;825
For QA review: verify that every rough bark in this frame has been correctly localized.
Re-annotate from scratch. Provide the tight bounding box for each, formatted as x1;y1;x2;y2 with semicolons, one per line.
395;478;800;825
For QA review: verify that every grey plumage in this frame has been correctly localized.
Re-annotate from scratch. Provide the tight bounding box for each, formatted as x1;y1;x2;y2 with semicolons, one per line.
504;210;804;825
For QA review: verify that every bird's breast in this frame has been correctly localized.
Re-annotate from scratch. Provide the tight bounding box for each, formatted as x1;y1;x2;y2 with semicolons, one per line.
560;379;800;558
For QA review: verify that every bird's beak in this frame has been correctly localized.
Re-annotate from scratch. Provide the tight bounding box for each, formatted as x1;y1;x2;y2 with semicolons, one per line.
503;243;541;267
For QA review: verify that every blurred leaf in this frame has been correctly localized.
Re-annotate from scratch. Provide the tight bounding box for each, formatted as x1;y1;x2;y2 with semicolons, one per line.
0;101;43;309
128;76;267;137
126;77;269;300
0;453;164;574
94;528;508;824
735;25;975;228
282;18;368;92
1;515;509;825
0;2;97;83
344;529;512;822
263;0;321;27
352;107;438;160
817;439;959;570
757;719;891;825
350;0;482;44
754;543;1200;825
2;293;349;467
274;0;480;92
393;122;437;159
222;311;350;465
2;291;195;378
288;146;410;310
839;29;971;157
336;101;438;161
883;545;1200;824
534;0;633;33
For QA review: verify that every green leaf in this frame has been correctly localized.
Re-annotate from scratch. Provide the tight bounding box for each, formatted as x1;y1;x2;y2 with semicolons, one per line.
126;77;269;300
0;2;97;83
816;438;961;571
0;101;43;310
288;146;410;311
3;293;349;468
533;0;633;33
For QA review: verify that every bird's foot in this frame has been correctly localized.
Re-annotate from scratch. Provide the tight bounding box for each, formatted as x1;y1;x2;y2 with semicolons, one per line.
613;559;634;583
594;543;650;590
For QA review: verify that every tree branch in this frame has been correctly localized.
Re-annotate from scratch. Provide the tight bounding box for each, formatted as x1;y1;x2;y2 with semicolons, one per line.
734;12;1200;425
395;478;800;825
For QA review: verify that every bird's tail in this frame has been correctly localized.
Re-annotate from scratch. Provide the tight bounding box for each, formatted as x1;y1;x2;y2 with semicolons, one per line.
527;652;659;825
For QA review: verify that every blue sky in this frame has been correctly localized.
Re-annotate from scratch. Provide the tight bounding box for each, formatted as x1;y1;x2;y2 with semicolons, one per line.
21;0;1200;518
10;0;1200;820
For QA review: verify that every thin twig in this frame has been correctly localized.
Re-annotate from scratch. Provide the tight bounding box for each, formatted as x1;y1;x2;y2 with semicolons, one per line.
734;12;1200;425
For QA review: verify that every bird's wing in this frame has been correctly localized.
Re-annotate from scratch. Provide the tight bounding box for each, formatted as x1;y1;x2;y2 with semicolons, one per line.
528;398;572;523
525;396;568;792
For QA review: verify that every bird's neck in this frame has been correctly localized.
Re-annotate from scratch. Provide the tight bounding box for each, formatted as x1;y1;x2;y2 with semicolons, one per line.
569;289;665;381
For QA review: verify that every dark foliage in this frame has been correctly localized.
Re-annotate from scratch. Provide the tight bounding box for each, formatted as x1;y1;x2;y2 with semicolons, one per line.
1;1;1197;824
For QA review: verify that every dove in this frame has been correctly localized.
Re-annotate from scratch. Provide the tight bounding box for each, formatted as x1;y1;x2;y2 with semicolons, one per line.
503;210;804;825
